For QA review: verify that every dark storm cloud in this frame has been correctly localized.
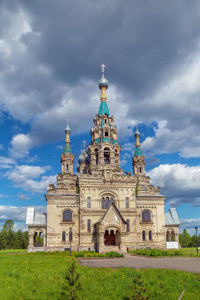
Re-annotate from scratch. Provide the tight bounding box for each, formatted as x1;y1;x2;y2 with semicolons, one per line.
18;0;200;96
1;0;200;160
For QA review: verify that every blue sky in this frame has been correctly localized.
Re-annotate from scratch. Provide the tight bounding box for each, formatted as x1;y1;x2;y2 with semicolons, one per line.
0;0;200;234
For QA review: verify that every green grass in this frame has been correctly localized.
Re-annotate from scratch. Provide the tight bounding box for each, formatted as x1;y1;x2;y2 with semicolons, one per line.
129;248;200;257
0;252;199;299
0;249;27;254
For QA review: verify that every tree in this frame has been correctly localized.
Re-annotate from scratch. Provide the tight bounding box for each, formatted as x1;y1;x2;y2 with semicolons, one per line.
61;259;81;300
3;220;14;231
179;229;191;248
0;220;29;250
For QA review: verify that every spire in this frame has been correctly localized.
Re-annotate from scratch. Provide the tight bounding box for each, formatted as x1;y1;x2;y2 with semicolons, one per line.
134;124;143;156
98;64;110;116
63;119;72;153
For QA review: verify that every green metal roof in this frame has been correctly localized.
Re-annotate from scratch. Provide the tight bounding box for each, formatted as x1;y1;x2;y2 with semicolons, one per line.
134;147;143;156
63;143;72;153
98;101;110;116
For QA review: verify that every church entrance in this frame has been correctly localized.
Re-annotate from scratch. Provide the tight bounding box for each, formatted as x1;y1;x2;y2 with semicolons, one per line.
104;229;120;246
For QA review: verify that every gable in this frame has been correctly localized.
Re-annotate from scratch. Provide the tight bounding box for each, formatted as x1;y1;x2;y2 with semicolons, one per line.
97;202;126;226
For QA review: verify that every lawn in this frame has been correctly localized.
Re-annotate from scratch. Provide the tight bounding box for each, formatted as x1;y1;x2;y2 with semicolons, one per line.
129;248;200;257
0;249;27;254
0;251;199;299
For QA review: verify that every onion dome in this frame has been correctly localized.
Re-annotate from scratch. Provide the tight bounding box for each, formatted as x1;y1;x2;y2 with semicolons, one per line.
78;154;85;163
65;120;71;134
98;64;108;89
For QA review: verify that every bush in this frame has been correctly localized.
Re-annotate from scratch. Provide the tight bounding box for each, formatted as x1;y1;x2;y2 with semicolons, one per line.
105;251;124;258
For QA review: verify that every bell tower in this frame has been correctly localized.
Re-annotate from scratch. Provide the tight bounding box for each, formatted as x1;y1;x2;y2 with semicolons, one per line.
132;126;145;176
88;65;121;173
61;119;74;174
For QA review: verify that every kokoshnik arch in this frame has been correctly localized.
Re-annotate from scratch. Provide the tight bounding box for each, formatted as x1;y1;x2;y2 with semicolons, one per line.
26;66;180;253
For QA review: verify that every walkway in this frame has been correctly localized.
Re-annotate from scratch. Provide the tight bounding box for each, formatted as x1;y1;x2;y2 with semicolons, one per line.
79;254;200;273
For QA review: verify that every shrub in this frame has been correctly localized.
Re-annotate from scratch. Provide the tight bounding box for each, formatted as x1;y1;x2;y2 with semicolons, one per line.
105;251;124;258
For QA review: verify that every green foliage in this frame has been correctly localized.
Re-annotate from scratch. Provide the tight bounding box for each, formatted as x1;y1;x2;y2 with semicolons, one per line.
105;251;124;258
179;229;191;247
0;252;200;299
0;220;28;250
74;251;123;258
76;186;80;194
129;248;200;257
60;259;81;300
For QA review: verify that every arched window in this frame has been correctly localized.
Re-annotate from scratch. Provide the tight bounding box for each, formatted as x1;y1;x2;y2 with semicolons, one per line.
87;197;91;208
149;230;152;241
63;210;72;222
66;164;69;171
34;231;43;247
104;148;110;164
139;167;142;173
105;119;107;124
125;197;129;209
62;231;66;242
105;131;108;137
142;210;151;222
142;230;146;241
94;149;99;165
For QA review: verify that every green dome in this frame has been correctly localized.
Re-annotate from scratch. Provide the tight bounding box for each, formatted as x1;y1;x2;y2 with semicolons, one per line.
98;101;110;116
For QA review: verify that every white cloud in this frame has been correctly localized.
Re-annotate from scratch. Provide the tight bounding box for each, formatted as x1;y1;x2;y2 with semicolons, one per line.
18;192;30;201
4;164;56;193
148;163;200;206
10;134;34;158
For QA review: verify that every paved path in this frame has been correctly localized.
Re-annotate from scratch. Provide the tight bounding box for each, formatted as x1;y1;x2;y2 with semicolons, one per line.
79;254;200;273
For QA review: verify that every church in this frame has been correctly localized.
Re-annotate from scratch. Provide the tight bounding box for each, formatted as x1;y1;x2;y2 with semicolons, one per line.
26;66;180;253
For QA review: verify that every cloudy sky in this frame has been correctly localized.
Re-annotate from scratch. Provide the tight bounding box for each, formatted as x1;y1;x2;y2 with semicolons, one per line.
0;0;200;234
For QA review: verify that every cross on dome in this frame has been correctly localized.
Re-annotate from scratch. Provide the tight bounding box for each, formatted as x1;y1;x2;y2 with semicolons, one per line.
101;64;106;74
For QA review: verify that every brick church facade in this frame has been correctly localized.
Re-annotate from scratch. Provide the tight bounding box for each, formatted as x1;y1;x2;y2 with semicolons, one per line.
26;67;180;253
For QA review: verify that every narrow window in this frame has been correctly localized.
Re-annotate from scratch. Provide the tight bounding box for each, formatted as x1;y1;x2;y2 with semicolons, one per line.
87;197;91;208
105;119;107;123
63;210;72;221
95;149;99;165
66;164;69;171
142;230;146;241
126;219;130;232
139;167;142;173
105;131;108;137
125;197;129;209
62;231;66;242
104;148;110;164
87;219;91;232
149;230;152;241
